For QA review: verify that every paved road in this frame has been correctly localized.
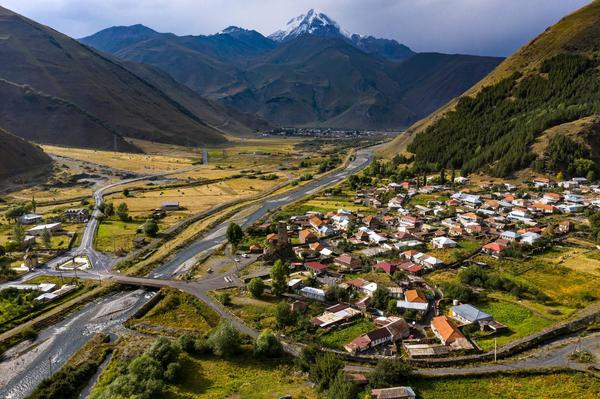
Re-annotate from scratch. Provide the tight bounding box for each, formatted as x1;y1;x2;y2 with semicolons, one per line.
345;332;600;377
150;149;373;278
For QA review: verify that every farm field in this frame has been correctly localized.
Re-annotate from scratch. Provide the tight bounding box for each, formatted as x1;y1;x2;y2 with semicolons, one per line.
105;177;281;226
427;239;483;264
42;145;197;174
473;297;556;350
473;253;600;309
426;247;600;349
407;372;599;399
534;246;600;277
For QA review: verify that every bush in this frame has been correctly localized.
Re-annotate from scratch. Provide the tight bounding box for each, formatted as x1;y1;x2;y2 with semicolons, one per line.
253;330;283;358
218;292;232;306
275;301;296;329
309;353;344;392
248;278;265;298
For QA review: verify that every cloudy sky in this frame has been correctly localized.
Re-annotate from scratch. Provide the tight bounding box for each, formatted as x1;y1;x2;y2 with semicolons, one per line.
1;0;592;56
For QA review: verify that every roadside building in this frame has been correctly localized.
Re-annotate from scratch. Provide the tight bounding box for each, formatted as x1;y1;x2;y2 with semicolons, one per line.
27;222;61;236
371;387;416;399
431;315;472;350
160;201;180;211
450;304;493;325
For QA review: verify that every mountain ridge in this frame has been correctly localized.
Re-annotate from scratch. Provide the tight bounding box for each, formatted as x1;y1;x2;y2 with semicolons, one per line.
80;10;501;131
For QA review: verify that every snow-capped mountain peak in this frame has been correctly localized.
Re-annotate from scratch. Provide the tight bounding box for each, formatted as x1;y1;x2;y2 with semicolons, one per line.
269;9;351;42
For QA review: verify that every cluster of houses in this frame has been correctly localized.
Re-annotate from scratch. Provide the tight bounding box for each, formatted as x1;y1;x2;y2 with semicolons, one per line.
250;174;595;358
15;208;91;248
5;282;78;302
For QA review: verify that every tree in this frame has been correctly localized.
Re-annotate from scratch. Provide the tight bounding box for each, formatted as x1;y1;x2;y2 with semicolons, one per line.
0;245;5;257
386;299;398;316
327;371;359;399
368;359;413;388
309;353;344;392
226;222;244;248
123;188;130;197
587;169;596;182
41;228;52;249
143;219;159;237
296;346;319;372
372;287;391;310
208;320;241;357
5;205;26;223
104;202;114;217
556;171;565;181
248;277;265;298
275;301;296;329
270;259;287;296
253;330;283;358
116;202;129;222
12;224;25;249
146;337;181;368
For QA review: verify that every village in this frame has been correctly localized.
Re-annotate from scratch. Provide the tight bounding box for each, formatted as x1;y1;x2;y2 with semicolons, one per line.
218;171;599;375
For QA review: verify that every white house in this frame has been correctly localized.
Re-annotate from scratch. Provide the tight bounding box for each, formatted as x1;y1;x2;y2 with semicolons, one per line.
27;222;61;236
19;214;43;225
300;287;326;301
432;237;457;249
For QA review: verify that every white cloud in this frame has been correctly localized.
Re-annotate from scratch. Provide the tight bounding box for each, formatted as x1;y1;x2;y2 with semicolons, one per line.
1;0;591;56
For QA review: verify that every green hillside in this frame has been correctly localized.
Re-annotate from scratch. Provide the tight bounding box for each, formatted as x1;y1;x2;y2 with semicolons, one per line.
383;0;600;177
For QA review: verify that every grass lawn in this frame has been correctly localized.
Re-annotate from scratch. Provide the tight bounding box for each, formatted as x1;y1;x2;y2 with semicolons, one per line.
317;318;375;349
167;353;317;399
407;372;599;399
474;252;600;309
473;297;555;350
95;219;142;253
535;246;600;277
134;288;219;334
407;194;449;207
427;239;482;264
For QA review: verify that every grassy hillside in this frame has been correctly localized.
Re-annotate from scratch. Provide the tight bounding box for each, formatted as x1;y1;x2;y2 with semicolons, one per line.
382;0;600;175
0;128;52;179
0;5;227;149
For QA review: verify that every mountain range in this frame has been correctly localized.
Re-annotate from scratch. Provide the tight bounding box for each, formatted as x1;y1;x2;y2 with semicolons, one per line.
80;9;502;130
0;5;268;152
381;0;600;178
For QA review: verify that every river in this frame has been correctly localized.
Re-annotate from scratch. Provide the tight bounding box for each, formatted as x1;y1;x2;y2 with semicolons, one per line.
0;289;154;399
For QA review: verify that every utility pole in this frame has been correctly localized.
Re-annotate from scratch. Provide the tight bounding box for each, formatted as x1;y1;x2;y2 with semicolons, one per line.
494;337;497;363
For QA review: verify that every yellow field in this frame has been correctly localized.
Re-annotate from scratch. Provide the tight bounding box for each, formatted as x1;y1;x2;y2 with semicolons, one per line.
536;246;600;276
105;177;280;225
43;145;196;174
